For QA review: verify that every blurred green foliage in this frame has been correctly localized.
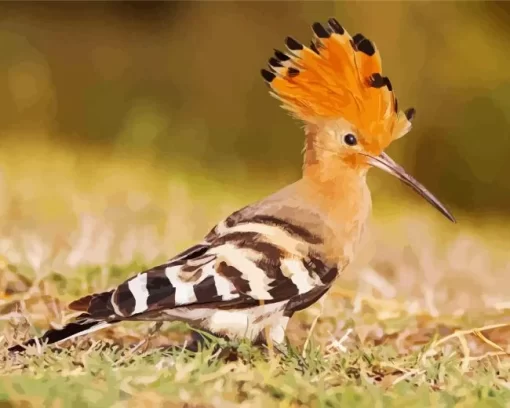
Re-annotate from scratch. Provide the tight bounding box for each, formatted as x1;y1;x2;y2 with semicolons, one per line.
0;2;508;216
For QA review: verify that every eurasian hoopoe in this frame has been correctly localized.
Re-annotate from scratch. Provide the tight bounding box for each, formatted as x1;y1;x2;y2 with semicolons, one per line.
8;19;455;354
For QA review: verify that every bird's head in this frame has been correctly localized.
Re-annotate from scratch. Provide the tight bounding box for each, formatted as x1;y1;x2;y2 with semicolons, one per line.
261;19;455;223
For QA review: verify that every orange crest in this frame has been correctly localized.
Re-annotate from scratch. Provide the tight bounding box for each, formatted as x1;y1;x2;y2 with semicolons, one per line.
261;19;415;149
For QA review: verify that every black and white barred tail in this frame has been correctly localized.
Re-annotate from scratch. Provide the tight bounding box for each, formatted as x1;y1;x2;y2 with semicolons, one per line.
8;317;115;353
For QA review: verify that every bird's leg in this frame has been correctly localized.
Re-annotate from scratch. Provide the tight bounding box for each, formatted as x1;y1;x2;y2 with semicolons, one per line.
149;321;164;336
141;321;163;353
255;314;292;357
253;331;289;357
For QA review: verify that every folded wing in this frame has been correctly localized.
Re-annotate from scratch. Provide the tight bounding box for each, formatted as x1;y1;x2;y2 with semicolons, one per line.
70;214;337;321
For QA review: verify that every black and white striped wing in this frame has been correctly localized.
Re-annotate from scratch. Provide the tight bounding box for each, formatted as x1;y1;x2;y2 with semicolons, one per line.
73;215;338;320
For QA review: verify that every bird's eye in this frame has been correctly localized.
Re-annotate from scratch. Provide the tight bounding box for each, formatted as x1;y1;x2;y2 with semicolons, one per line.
343;133;358;146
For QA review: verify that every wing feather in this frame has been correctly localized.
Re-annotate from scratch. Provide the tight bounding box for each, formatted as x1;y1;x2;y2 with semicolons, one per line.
71;214;337;320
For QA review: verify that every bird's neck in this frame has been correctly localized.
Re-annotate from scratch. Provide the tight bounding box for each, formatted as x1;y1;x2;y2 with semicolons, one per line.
300;143;372;263
302;158;371;225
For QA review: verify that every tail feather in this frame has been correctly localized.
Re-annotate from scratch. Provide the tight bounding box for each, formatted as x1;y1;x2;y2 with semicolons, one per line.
68;295;94;311
8;317;115;353
69;290;116;319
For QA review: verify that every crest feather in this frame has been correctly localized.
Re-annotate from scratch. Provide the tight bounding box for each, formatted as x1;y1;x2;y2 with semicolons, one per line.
261;19;414;141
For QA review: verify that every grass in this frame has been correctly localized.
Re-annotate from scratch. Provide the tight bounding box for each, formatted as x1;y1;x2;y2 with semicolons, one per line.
1;139;510;407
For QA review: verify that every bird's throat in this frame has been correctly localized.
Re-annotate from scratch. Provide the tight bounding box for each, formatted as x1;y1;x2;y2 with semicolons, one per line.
301;154;372;264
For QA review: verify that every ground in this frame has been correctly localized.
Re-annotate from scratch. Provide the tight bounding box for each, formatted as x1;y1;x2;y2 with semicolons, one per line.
1;140;510;407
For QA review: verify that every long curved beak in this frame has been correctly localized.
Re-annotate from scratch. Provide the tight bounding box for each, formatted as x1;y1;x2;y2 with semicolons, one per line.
366;152;456;223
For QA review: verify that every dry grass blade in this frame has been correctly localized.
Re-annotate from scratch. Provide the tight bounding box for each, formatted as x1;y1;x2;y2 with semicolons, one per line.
473;329;509;354
302;296;325;358
458;334;470;372
431;323;510;350
113;338;149;368
424;322;510;370
467;351;509;362
392;369;426;386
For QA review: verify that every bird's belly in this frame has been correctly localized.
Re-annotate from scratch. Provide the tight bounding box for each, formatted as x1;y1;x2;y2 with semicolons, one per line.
161;301;289;341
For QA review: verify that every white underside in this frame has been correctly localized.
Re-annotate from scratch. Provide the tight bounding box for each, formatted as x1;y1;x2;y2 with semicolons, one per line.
164;301;290;343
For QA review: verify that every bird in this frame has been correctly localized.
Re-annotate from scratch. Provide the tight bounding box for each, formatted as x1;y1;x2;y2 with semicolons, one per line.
8;18;455;354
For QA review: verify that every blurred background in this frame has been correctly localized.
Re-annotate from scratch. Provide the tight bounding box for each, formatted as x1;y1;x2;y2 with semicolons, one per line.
1;1;510;324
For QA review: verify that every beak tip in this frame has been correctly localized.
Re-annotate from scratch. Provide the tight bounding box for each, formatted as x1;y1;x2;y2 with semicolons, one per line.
443;209;456;224
367;152;458;225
